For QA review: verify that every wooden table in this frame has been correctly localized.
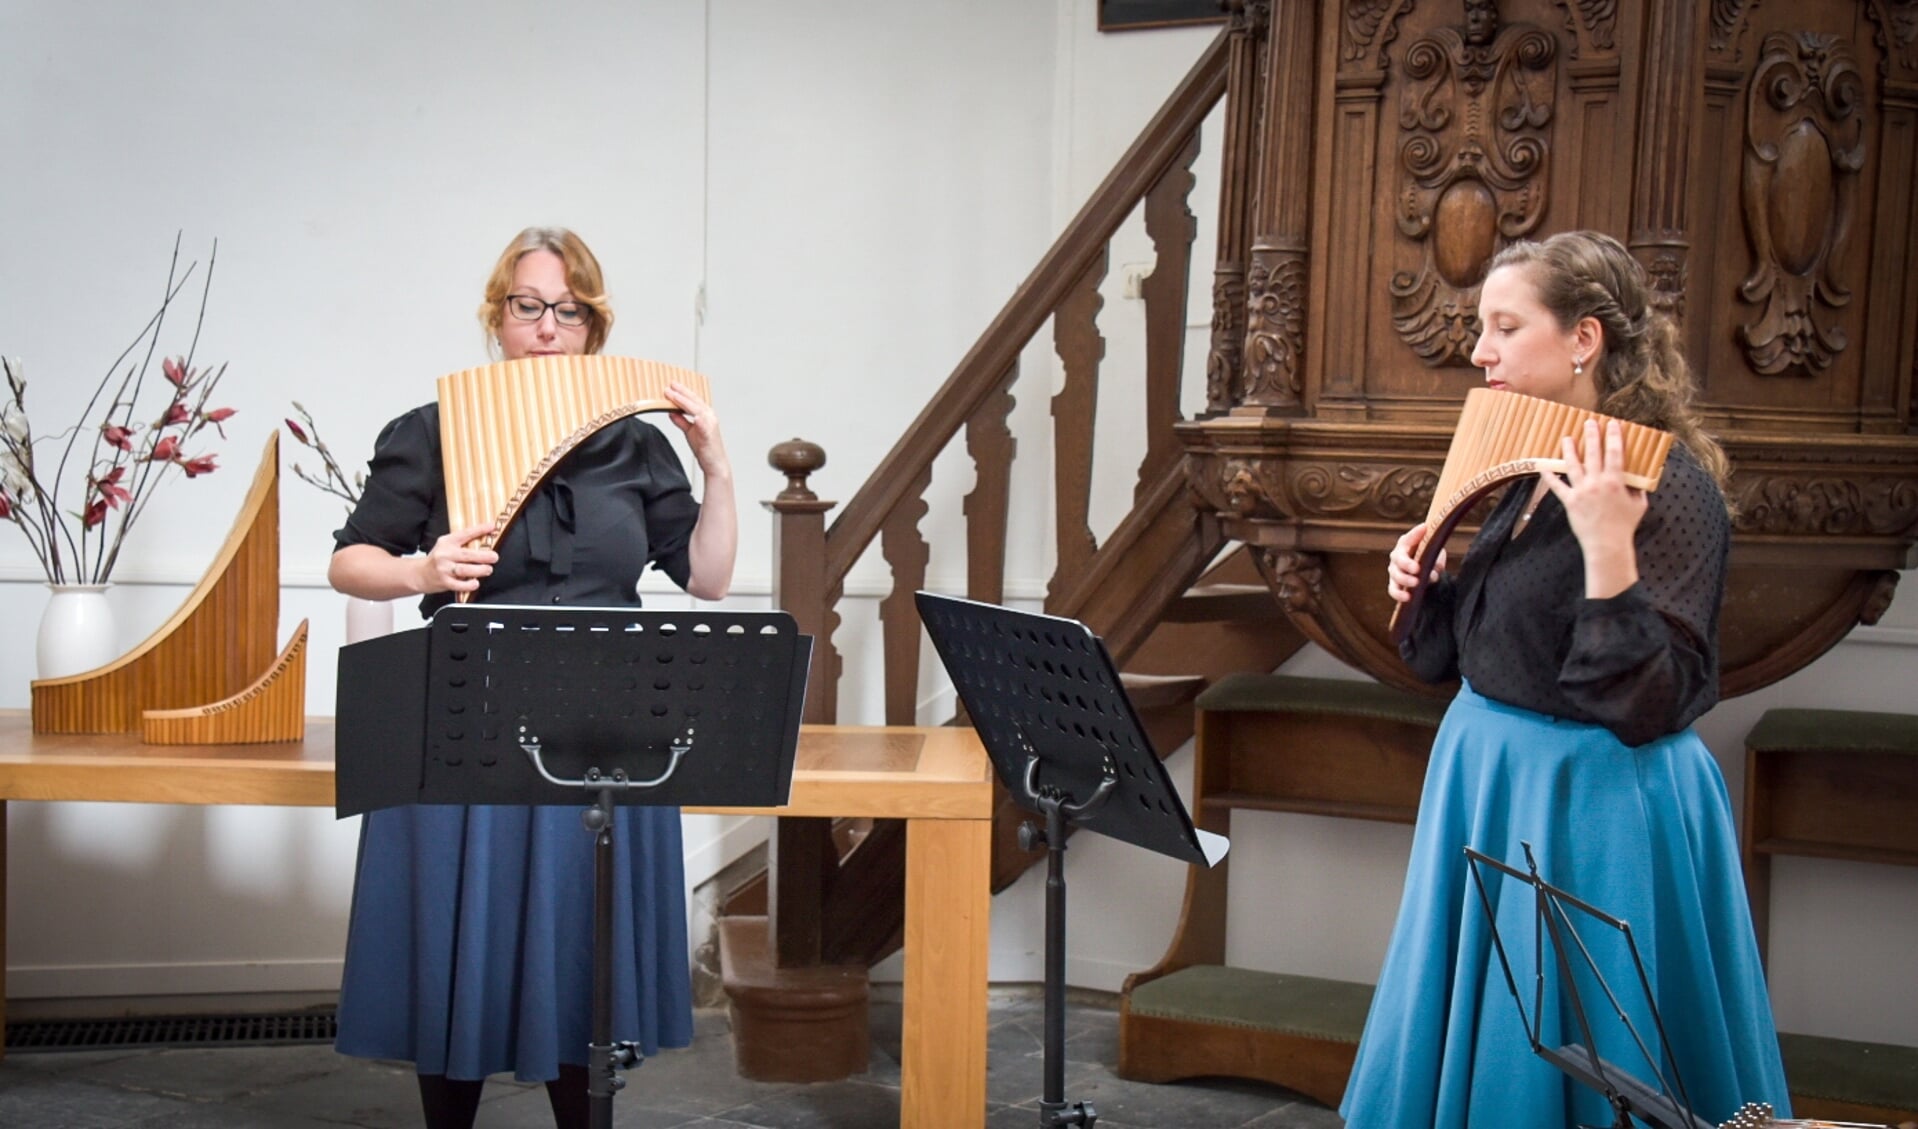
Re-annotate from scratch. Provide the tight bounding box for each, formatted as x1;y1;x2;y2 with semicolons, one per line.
0;714;993;1128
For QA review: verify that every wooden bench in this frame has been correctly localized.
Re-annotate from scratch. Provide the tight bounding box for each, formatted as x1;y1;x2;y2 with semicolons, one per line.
1741;707;1918;1124
1116;673;1446;1107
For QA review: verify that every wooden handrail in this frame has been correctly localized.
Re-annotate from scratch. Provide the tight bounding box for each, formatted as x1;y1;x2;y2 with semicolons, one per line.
822;30;1231;582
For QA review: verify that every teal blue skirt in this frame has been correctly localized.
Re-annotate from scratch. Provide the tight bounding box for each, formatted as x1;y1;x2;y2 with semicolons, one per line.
1340;682;1791;1128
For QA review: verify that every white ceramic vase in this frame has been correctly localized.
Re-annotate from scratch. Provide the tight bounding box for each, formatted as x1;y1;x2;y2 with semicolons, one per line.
36;583;118;679
345;595;395;645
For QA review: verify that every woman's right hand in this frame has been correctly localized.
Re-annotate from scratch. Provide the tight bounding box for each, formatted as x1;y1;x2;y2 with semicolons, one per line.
1386;523;1446;604
418;523;499;595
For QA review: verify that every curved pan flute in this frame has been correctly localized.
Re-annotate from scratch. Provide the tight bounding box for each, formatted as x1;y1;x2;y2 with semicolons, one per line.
439;354;711;600
1388;387;1674;644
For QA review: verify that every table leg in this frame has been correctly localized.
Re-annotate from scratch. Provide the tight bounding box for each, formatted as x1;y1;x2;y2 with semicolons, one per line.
1;799;8;1060
900;816;989;1129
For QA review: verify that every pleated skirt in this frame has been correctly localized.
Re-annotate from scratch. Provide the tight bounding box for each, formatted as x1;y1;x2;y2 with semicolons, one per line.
334;803;694;1081
1339;682;1791;1129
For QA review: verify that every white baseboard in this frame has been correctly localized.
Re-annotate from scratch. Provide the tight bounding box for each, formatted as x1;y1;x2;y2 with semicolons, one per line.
9;959;346;1001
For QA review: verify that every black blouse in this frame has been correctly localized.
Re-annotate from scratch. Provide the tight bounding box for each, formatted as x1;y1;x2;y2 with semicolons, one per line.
334;404;700;620
1399;442;1730;747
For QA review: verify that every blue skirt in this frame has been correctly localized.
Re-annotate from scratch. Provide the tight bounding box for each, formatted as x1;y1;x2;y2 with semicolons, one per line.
1340;682;1791;1128
334;803;694;1081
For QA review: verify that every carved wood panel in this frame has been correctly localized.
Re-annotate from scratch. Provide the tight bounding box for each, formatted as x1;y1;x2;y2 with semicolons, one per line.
1700;2;1902;429
1314;0;1613;422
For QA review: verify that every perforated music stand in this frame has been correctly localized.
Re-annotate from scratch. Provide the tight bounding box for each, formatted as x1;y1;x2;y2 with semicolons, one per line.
916;592;1227;1129
336;603;811;1129
1465;843;1716;1129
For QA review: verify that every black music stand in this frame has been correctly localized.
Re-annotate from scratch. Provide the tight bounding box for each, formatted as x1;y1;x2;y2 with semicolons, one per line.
337;603;811;1129
1465;843;1716;1129
916;592;1227;1129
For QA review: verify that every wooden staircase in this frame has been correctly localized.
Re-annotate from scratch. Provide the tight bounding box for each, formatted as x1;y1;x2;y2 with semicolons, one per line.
718;28;1268;1079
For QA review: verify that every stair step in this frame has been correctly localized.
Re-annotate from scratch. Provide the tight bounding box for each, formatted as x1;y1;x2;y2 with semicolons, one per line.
1121;672;1208;711
1160;583;1278;623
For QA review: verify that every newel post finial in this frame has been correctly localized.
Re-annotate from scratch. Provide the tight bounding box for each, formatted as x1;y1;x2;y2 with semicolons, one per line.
768;438;827;506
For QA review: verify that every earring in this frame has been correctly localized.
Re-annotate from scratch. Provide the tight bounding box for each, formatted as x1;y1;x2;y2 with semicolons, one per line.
1573;356;1585;377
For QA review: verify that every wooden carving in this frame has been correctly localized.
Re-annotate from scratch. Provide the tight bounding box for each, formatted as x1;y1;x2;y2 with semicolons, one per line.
1738;31;1865;377
1710;0;1763;61
31;435;284;735
1389;0;1557;366
1866;0;1918;79
1342;0;1415;71
141;620;309;745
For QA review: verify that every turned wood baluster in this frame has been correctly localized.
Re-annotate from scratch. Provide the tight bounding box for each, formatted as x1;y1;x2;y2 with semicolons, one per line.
878;466;932;727
964;366;1018;607
1050;252;1109;605
1138;129;1200;501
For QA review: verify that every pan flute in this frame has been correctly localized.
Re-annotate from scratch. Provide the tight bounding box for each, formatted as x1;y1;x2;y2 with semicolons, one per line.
1388;387;1675;643
439;354;711;580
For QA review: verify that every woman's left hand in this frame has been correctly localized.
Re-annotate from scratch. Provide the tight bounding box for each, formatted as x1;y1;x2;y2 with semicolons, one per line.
1543;418;1646;598
665;382;731;478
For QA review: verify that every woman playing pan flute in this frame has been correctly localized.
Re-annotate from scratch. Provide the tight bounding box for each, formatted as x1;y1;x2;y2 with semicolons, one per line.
1344;231;1791;1128
327;227;735;1129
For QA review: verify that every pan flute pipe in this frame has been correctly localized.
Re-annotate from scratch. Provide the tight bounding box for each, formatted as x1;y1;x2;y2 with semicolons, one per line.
438;354;712;598
1387;387;1675;644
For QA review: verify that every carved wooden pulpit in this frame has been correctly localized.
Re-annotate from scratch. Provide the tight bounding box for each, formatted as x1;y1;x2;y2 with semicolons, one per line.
1180;0;1918;693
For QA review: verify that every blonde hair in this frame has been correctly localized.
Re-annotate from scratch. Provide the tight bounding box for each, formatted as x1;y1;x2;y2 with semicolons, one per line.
477;227;613;356
1486;231;1730;491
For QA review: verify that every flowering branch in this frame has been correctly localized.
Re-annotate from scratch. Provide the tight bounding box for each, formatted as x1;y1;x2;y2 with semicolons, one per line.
0;234;235;585
284;403;364;511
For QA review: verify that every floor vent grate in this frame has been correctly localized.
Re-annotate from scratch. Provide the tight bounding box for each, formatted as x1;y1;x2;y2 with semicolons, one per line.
5;1009;338;1052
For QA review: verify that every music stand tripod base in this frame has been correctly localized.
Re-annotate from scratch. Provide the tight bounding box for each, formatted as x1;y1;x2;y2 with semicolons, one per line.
916;593;1227;1129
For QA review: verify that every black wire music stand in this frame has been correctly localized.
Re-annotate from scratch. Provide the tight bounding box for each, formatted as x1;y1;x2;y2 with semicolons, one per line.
337;603;811;1129
916;592;1227;1129
1465;843;1717;1129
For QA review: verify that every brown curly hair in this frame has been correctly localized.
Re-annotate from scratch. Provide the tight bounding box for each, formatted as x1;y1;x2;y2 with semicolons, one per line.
476;227;614;356
1486;231;1730;493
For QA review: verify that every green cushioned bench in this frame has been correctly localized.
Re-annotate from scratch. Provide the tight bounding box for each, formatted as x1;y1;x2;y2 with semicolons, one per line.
1780;1032;1918;1124
1741;708;1918;1124
1117;674;1445;1107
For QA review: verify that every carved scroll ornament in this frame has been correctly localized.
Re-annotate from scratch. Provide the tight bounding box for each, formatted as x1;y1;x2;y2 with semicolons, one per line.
1738;32;1864;377
1244;252;1308;402
1731;473;1918;537
1390;5;1557;366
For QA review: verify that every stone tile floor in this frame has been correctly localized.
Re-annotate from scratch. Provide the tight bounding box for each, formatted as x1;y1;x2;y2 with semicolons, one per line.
0;988;1344;1128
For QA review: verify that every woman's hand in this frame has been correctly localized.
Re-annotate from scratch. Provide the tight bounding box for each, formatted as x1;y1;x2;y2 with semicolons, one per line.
1387;523;1446;604
665;382;731;479
418;522;499;595
1544;419;1645;599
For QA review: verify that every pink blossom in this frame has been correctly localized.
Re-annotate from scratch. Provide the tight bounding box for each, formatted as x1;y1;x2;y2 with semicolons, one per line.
205;406;236;438
162;401;190;427
83;498;109;528
181;454;218;478
94;466;134;509
149;435;181;462
284;418;310;444
162;357;190;388
102;424;136;452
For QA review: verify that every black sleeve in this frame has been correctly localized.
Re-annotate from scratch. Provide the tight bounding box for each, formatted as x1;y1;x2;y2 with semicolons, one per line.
1556;452;1728;746
1399;573;1461;685
634;421;699;589
333;406;443;557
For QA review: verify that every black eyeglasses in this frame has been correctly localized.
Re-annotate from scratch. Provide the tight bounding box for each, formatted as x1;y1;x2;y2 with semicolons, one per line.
504;293;590;328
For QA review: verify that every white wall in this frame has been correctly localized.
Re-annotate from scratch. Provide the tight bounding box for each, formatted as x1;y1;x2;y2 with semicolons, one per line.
4;0;1913;1055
